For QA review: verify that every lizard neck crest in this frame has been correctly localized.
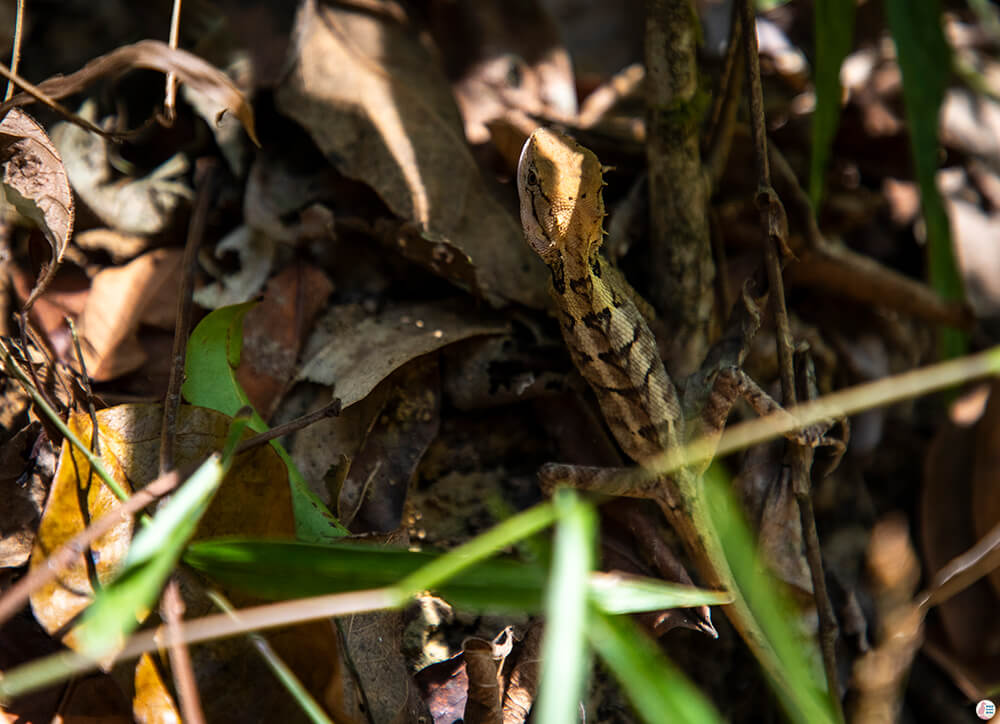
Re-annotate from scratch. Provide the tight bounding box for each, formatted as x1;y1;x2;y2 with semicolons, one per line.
516;128;606;263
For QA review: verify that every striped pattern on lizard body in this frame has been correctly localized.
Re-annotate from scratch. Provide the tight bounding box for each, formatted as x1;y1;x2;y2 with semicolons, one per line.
516;127;684;465
516;127;801;701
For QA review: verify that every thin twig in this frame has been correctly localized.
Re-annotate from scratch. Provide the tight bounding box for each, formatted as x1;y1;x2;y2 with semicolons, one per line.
4;0;23;103
739;1;843;717
163;0;183;124
160;162;219;476
233;398;342;456
705;3;744;190
66;317;101;457
162;580;206;724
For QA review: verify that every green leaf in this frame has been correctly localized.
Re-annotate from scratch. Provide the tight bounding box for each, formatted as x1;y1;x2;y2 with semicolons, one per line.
182;303;348;541
535;490;596;724
810;0;856;207
590;610;723;724
702;465;836;724
886;0;966;358
185;538;547;611
75;453;229;657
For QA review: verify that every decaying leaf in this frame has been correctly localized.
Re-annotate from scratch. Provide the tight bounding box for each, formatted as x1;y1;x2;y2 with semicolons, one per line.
297;300;508;408
275;0;547;308
51;101;191;235
1;39;258;146
0;108;74;310
75;248;183;381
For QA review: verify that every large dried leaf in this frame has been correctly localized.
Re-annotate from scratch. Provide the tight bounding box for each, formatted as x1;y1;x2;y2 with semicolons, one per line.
28;403;292;652
0;109;74;309
297;300;508;408
275;0;547;308
1;39;258;146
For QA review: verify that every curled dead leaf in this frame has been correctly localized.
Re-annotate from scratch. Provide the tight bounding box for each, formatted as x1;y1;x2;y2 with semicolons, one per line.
1;39;258;146
0;108;74;310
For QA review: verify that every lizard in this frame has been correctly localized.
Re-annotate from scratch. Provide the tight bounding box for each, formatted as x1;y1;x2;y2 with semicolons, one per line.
516;126;829;695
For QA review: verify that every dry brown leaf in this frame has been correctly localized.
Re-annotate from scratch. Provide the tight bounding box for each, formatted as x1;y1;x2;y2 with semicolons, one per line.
1;39;258;146
28;404;292;650
920;419;997;660
0;108;74;310
463;628;513;724
970;380;1000;598
275;0;547;308
236;263;334;417
52;102;191;235
339;609;433;723
289;380;392;507
737;443;813;602
133;652;183;724
338;355;440;533
30;410;135;652
297;300;508;408
502;621;543;724
76;248;183;381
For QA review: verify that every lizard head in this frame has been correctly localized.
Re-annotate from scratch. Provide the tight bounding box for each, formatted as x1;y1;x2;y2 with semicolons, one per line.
516;127;606;262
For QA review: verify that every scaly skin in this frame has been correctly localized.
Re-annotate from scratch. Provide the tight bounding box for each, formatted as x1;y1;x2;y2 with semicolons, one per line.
517;127;790;690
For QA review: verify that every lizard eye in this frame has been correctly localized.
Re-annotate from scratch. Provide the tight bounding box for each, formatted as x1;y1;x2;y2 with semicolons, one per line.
526;170;537;186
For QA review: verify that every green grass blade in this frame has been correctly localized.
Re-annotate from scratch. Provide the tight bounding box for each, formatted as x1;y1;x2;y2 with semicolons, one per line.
589;573;731;614
589;610;723;724
702;465;836;724
74;453;227;657
810;0;856;207
886;0;966;358
535;489;596;724
185;538;547;612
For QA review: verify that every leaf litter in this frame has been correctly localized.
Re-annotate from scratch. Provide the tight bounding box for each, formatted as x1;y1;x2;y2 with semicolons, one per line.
3;1;1000;722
